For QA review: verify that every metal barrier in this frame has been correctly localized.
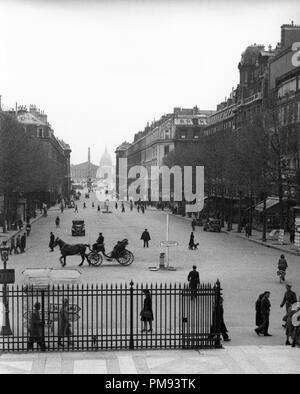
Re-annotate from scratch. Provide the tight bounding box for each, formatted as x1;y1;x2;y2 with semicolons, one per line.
0;281;222;352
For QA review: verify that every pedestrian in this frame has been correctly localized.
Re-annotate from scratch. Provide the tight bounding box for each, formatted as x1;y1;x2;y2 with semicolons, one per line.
281;284;297;327
26;222;31;236
83;202;86;209
92;202;95;208
21;233;26;253
278;254;288;282
141;229;151;248
245;222;250;238
255;293;266;328
137;205;140;213
210;296;231;342
16;235;22;254
74;204;78;214
255;291;272;337
49;232;55;252
130;201;133;211
55;216;60;228
140;289;153;333
27;302;46;352
115;202;118;210
189;232;195;250
187;265;200;300
10;236;18;255
97;204;101;212
58;299;73;348
60;203;64;213
121;202;125;213
191;219;196;232
141;205;145;214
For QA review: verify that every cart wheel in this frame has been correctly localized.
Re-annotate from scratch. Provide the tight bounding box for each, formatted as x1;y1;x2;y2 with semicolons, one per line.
117;250;134;266
89;252;103;266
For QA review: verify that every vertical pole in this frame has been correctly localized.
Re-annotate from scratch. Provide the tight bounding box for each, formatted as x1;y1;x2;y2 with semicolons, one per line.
129;280;134;349
41;290;45;345
166;213;169;268
214;279;222;349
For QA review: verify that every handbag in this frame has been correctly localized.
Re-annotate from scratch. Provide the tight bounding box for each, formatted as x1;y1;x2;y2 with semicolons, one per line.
140;309;152;319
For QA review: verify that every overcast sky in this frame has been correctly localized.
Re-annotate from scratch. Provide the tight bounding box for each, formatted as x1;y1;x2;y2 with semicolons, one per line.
0;0;299;165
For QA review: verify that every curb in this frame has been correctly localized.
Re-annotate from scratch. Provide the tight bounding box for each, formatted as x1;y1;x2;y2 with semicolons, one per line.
223;230;299;256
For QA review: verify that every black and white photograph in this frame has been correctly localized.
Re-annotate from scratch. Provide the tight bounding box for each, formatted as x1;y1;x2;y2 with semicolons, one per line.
0;0;300;377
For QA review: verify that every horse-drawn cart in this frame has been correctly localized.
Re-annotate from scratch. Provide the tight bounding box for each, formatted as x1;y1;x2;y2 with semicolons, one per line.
88;239;134;267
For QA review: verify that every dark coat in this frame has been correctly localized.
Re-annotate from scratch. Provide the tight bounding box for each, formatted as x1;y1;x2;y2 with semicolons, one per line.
29;310;43;340
97;235;104;244
141;231;151;241
261;297;271;316
281;290;297;309
21;234;26;249
189;233;195;247
140;296;153;322
255;294;264;326
49;234;55;248
188;270;200;289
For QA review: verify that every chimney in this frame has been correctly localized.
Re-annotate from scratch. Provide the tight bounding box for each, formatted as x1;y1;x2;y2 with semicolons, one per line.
281;22;300;48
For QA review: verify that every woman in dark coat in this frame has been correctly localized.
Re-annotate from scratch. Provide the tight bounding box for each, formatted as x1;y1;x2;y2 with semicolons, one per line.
255;293;265;327
189;232;195;250
140;290;154;332
49;232;55;252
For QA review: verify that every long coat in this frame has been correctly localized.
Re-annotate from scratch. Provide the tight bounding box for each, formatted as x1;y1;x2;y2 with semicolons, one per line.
188;270;200;289
141;231;151;242
255;294;264;326
29;310;43;341
49;234;55;248
58;307;71;337
140;296;154;322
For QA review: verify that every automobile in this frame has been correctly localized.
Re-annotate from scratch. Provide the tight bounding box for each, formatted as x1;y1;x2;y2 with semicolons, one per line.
67;201;75;209
85;193;90;199
203;218;221;232
72;220;86;236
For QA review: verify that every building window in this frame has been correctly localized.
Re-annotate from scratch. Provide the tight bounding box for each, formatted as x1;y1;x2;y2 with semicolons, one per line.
181;132;186;139
193;130;199;139
164;145;170;155
37;127;44;138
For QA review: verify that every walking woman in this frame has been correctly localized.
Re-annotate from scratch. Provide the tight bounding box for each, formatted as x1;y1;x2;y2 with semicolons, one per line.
140;289;154;332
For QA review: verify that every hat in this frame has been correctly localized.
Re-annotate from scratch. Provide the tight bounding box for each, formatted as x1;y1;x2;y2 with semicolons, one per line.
286;284;292;288
192;265;197;269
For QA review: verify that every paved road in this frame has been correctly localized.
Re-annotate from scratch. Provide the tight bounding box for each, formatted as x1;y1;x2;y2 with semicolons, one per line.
6;192;300;346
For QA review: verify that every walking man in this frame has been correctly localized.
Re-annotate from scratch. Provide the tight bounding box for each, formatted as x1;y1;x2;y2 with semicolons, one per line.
141;229;151;248
121;202;125;213
49;232;55;252
21;233;27;253
55;216;60;228
27;302;46;352
187;265;200;300
74;204;78;214
255;291;272;337
281;285;297;327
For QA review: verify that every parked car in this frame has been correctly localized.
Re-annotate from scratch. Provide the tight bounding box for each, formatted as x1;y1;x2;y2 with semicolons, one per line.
68;201;75;209
203;218;221;232
72;220;85;236
85;193;90;199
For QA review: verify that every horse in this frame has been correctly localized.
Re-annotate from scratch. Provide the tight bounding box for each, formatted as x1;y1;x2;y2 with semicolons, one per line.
53;237;91;267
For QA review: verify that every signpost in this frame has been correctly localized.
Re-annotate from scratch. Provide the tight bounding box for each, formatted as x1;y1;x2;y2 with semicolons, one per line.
0;269;15;285
0;243;14;336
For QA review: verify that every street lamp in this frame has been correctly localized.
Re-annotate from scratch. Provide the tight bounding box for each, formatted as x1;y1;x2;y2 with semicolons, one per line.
0;242;13;336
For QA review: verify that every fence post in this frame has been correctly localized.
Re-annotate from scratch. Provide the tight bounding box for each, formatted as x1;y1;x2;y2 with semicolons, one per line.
214;279;222;349
129;280;134;349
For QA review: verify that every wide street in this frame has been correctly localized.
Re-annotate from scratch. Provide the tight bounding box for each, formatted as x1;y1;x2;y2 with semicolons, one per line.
6;191;300;347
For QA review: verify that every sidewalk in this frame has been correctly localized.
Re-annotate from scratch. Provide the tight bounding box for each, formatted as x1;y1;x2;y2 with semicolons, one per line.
0;205;60;245
0;346;299;374
161;209;300;257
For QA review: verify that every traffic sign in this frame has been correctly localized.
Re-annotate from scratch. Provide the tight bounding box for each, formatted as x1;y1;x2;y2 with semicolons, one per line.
160;241;178;247
0;269;15;284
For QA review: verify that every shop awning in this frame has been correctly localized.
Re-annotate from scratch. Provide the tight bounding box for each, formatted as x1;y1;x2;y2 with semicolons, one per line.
254;197;279;212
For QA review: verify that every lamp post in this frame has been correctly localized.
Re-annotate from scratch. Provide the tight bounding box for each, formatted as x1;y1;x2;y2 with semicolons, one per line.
0;243;13;336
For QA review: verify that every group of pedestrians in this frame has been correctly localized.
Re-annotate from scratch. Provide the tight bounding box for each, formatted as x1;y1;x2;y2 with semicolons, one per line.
255;283;300;347
10;232;27;254
28;299;73;351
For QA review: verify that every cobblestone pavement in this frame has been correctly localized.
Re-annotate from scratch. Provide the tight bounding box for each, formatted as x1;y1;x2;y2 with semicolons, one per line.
3;192;300;347
0;346;299;374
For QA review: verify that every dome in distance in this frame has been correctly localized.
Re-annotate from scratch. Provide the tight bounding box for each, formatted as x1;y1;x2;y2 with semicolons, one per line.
100;148;113;167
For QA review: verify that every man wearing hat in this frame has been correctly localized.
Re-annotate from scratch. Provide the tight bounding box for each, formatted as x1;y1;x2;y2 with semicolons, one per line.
188;265;200;300
28;302;46;351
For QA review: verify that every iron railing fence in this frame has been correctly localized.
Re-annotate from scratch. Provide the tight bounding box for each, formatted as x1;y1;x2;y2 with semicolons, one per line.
0;281;222;352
